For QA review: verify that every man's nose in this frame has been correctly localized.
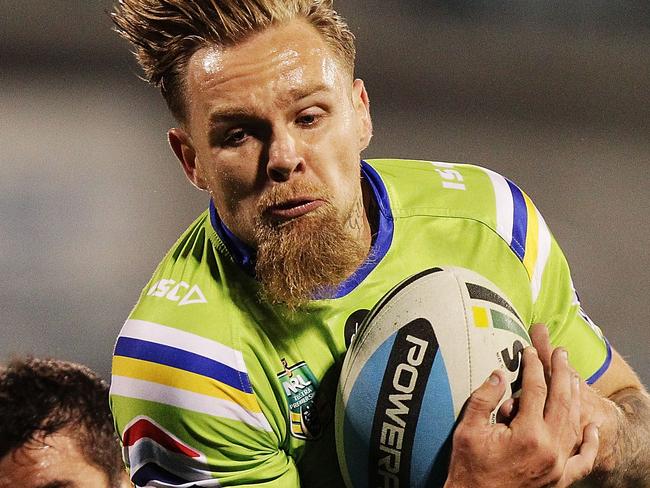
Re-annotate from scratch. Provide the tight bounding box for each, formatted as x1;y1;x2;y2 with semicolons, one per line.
267;131;304;182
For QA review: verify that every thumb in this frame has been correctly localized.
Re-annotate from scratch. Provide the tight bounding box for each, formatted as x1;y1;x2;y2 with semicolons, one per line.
460;370;507;427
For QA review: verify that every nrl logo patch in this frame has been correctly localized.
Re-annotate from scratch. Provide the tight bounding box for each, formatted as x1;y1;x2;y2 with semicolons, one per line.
277;358;321;440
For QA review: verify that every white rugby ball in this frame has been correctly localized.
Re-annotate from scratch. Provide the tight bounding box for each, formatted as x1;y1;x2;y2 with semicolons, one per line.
335;267;531;488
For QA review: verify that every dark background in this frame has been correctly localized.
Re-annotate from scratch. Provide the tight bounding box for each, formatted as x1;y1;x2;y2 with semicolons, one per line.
2;1;648;384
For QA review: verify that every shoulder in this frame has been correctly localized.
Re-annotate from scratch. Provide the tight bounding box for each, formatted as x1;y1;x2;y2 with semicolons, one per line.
366;158;538;233
367;158;554;292
116;208;263;386
110;212;280;477
127;209;242;332
366;158;499;211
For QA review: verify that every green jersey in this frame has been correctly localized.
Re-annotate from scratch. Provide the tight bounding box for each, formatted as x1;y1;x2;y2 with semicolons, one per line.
110;159;610;487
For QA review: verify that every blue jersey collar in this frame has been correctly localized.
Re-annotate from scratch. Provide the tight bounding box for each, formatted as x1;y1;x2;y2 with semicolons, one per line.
209;160;394;297
209;199;256;272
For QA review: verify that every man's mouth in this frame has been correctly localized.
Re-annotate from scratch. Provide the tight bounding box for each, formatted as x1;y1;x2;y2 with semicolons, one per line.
265;198;325;221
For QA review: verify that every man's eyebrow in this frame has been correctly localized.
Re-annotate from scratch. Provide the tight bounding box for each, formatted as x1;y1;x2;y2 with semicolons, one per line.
285;83;331;102
208;83;333;125
208;108;259;125
36;481;74;488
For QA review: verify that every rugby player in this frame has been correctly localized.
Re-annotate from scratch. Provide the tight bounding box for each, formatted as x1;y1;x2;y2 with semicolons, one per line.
0;357;130;488
109;1;649;486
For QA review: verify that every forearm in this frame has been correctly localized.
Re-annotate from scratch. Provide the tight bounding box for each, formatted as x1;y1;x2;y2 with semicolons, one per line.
587;387;650;487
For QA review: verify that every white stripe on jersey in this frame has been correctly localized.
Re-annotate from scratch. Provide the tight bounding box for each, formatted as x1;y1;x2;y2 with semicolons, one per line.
129;438;215;483
111;375;272;432
483;168;514;246
145;479;222;488
531;208;552;302
120;319;247;375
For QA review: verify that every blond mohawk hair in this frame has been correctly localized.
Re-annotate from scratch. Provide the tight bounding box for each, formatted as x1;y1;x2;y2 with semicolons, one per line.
112;0;356;121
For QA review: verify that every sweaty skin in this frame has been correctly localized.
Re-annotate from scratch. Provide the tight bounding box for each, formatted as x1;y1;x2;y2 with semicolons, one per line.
0;430;113;488
161;17;650;488
169;19;373;253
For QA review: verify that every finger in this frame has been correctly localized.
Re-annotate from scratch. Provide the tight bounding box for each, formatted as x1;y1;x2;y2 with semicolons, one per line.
558;423;599;486
459;370;507;428
570;373;583;433
496;397;516;424
530;323;553;378
544;348;573;424
513;347;547;422
548;350;583;463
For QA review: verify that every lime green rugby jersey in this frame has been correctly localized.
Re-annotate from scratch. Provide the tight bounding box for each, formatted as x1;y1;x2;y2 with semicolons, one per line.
110;159;610;487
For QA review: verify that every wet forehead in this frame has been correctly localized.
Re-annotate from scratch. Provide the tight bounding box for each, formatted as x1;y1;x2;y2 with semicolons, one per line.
0;433;109;488
185;19;346;114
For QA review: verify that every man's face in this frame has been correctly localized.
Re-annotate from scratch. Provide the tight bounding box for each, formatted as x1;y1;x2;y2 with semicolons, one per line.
0;431;119;488
169;18;373;306
170;18;372;248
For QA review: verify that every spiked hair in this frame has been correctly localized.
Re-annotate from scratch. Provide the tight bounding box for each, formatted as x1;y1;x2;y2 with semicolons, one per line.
112;0;356;121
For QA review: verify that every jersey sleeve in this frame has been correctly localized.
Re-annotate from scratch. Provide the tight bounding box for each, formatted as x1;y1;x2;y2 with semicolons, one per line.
531;230;612;384
512;187;611;383
479;166;610;383
109;317;299;487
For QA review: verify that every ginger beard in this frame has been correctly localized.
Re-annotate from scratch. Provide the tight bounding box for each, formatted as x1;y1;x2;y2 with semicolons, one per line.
253;182;370;309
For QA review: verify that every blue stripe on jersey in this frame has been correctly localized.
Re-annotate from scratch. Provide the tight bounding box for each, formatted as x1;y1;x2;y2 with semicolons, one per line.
586;338;612;385
114;337;253;393
507;179;527;260
132;463;188;487
209;160;395;299
330;161;395;298
210;199;255;274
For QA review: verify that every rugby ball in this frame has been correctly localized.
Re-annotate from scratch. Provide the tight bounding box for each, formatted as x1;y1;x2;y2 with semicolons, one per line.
335;267;531;488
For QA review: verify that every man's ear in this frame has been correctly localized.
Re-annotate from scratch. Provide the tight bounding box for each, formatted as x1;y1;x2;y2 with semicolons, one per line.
168;127;207;190
352;78;373;151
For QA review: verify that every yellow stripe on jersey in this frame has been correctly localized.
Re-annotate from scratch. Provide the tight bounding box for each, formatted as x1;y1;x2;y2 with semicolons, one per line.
113;355;262;414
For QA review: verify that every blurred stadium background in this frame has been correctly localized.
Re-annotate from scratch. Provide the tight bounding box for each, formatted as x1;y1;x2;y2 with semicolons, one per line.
2;1;648;383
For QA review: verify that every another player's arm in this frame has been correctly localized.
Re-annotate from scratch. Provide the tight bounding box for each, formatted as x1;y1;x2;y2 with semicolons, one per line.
532;324;650;487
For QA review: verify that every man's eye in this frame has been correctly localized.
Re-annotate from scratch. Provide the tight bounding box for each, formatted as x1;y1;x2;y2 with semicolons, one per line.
223;129;249;147
296;111;323;127
298;115;316;125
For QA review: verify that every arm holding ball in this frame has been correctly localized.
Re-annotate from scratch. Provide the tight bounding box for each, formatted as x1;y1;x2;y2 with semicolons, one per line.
530;324;650;487
445;342;599;488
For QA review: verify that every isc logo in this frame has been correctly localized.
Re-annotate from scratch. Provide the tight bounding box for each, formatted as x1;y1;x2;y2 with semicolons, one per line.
146;279;207;306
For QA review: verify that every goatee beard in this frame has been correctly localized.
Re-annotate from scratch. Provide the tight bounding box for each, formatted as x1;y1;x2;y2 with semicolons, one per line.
254;185;370;310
